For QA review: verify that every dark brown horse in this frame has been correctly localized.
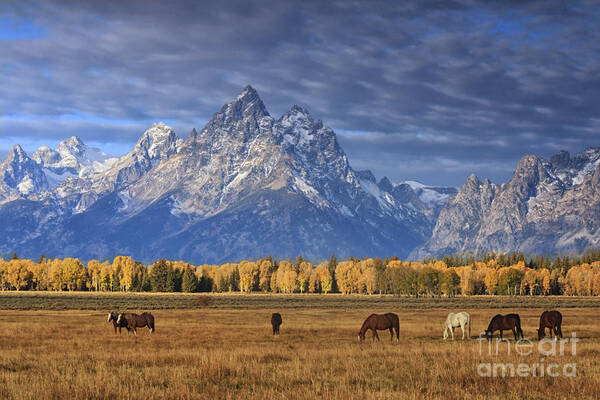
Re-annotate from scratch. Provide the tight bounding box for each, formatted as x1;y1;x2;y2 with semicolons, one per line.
358;313;399;342
538;310;563;340
485;314;524;340
117;312;155;335
271;313;282;335
107;311;130;334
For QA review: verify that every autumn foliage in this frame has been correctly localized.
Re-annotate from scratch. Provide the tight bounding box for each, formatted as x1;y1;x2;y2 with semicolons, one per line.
1;251;600;296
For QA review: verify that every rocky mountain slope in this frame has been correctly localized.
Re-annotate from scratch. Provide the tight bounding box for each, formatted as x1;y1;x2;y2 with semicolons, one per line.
4;86;597;262
0;86;451;262
412;147;600;258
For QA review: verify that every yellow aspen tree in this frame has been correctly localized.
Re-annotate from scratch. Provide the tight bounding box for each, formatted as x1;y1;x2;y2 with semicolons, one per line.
297;262;313;293
315;263;332;294
258;259;274;292
238;261;258;293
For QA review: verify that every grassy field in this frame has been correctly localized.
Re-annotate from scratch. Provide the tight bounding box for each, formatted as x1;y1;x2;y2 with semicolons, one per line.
1;294;600;399
3;291;600;310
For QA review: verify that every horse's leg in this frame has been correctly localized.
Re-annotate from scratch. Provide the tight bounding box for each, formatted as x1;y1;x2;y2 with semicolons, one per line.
558;324;563;339
499;330;503;339
373;329;380;342
461;323;465;340
512;328;517;341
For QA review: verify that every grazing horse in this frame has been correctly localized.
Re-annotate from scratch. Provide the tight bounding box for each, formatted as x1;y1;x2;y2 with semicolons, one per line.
271;313;282;335
443;312;471;340
485;314;524;341
117;312;155;335
107;311;130;334
358;313;399;342
538;310;563;340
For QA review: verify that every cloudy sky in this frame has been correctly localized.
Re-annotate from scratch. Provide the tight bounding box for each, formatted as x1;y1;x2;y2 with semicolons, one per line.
1;0;598;187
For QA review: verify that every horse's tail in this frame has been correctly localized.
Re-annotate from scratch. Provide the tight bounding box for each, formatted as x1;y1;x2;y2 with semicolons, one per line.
394;315;400;341
145;312;155;333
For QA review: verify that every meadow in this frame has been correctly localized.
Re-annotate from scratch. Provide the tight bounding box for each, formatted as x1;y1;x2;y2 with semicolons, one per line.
1;293;600;399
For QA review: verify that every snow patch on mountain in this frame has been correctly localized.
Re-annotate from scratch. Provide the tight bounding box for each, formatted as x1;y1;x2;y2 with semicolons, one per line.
117;190;131;212
33;136;119;188
359;176;391;211
403;180;454;208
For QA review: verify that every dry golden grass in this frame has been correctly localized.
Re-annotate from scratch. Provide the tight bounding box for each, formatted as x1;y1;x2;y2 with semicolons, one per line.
1;298;600;399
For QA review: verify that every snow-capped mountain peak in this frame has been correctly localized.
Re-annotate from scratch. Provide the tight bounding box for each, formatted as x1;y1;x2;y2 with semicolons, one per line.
6;144;29;163
1;145;48;195
134;122;179;160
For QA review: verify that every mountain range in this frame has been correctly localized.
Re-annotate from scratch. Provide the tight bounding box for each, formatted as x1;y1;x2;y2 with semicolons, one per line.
1;86;598;263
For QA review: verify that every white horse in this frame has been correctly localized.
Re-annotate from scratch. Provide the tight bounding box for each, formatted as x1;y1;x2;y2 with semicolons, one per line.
443;312;471;340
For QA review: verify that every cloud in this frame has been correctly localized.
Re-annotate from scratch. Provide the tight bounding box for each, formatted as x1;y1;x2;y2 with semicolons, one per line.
0;0;598;186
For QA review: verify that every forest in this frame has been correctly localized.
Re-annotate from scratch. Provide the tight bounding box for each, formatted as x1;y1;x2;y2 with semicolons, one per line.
2;250;600;296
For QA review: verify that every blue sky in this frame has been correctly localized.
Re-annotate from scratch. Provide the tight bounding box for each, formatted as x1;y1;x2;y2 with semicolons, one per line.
1;0;599;187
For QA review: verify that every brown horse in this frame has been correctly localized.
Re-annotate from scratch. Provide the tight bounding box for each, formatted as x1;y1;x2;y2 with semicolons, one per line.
117;312;155;335
538;310;563;340
358;313;399;342
271;313;282;335
107;311;130;334
485;314;524;340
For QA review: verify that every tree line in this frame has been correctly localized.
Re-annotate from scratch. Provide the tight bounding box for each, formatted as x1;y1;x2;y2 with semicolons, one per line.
2;250;600;296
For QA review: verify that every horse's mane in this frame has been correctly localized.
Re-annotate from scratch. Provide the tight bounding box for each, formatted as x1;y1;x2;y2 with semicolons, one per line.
486;314;503;331
359;314;377;334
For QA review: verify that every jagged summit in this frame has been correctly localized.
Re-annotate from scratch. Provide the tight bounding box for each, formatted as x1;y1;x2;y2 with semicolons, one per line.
134;122;179;159
1;145;48;196
6;144;29;162
217;85;269;123
0;85;452;262
3;85;595;262
413;147;600;259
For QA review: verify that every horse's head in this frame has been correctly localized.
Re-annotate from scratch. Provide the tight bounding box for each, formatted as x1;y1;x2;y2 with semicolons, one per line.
484;329;493;340
358;331;365;341
537;328;545;340
443;326;448;340
107;312;117;323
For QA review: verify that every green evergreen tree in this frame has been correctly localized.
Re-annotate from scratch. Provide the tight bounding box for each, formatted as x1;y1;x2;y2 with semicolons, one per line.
141;272;152;292
150;259;170;292
229;267;240;291
111;273;121;292
328;253;337;292
182;269;199;293
131;273;141;292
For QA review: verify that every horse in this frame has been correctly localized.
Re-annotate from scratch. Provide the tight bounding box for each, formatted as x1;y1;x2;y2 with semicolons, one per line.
271;313;282;335
443;312;471;340
538;310;563;340
358;313;399;342
116;312;155;335
484;314;524;341
107;311;130;334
